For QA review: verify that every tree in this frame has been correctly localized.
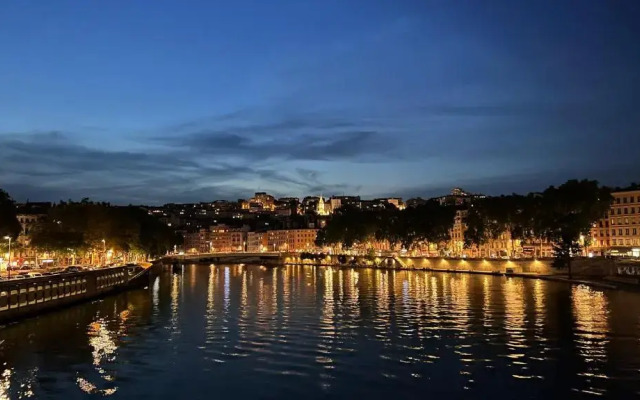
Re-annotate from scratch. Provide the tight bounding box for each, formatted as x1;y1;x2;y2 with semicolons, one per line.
463;197;508;251
541;180;612;278
318;205;378;249
0;188;21;239
31;201;179;258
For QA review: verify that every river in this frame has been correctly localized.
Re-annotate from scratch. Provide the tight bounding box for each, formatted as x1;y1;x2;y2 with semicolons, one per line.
1;264;640;399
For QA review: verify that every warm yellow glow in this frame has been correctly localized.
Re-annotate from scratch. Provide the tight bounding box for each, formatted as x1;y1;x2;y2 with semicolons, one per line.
572;285;609;369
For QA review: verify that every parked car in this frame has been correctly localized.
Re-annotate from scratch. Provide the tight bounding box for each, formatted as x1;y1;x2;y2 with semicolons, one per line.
63;266;85;273
27;272;43;278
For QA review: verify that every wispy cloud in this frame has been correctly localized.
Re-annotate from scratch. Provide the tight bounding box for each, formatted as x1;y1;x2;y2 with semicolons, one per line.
153;111;400;163
0;131;358;203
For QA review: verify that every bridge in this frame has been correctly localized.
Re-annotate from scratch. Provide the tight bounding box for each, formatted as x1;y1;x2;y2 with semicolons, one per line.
163;252;283;265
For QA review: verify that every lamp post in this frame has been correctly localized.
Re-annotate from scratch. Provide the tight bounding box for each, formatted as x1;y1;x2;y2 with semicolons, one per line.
4;236;12;280
101;239;106;266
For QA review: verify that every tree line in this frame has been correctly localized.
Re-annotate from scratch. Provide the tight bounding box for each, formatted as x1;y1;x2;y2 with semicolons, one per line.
316;180;613;277
0;190;180;257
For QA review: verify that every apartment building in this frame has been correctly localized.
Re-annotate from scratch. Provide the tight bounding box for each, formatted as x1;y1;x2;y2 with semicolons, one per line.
591;189;640;257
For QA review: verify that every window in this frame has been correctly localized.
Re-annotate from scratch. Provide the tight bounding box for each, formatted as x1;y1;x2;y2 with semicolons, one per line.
617;198;621;204
599;221;603;227
618;208;622;215
634;228;638;235
625;218;629;224
613;239;617;245
605;220;609;227
600;230;604;236
619;229;623;235
625;208;629;214
626;229;630;235
632;207;636;214
612;229;616;236
623;197;628;204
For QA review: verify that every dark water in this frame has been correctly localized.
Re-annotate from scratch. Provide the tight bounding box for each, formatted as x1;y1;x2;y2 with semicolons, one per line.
2;265;640;399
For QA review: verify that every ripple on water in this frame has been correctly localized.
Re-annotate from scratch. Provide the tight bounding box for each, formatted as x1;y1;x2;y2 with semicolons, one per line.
1;266;640;398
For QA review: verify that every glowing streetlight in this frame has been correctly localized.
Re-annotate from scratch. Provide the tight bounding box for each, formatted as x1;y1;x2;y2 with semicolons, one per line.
4;236;11;280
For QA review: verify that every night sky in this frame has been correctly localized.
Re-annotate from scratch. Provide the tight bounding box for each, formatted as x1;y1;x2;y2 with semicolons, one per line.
1;1;639;204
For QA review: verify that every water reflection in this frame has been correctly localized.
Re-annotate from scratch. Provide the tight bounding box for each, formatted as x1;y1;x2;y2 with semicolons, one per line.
1;266;640;398
572;285;610;396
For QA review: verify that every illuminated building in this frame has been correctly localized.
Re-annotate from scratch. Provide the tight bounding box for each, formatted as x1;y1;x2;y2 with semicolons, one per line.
316;196;331;216
248;192;276;212
247;232;268;252
210;225;247;252
329;196;361;211
384;198;405;210
267;229;318;252
183;228;210;253
434;188;486;206
591;189;640;257
448;210;551;258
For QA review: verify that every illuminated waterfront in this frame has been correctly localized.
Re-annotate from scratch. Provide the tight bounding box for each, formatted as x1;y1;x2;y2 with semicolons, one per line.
1;265;640;398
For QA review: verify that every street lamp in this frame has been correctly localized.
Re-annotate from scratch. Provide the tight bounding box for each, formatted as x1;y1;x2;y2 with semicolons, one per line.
101;239;106;266
4;236;11;280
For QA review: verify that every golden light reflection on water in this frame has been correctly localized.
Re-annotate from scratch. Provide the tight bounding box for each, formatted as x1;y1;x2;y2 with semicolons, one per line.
77;319;118;396
170;270;180;335
482;276;493;328
3;265;640;398
0;369;12;400
533;279;545;338
572;284;610;395
503;277;533;380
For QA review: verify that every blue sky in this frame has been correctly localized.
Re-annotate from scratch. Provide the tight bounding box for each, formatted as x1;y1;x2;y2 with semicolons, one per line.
1;1;639;204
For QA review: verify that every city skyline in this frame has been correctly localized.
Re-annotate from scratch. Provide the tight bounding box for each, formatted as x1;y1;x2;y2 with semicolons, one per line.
2;1;640;204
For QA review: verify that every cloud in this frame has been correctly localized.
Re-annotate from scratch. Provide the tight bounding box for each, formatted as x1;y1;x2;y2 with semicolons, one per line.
0;132;356;204
153;111;400;163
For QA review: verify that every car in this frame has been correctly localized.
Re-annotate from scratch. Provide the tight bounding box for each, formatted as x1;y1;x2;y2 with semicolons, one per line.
63;266;85;273
27;272;43;278
41;272;55;276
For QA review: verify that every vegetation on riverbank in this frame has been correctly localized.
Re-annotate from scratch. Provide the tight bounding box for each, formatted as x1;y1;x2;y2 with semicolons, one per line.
316;179;613;278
